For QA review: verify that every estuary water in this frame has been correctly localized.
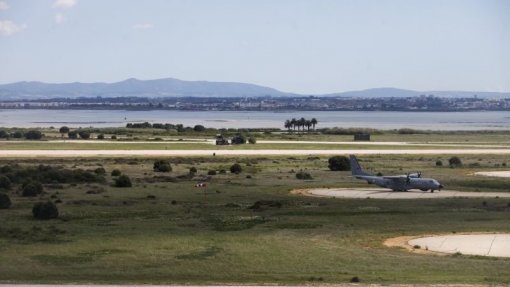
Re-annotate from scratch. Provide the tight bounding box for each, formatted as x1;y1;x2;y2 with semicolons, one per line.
0;109;509;130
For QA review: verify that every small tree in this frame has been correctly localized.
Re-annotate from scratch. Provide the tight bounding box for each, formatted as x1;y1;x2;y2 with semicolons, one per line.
115;175;132;187
193;125;206;132
0;130;9;139
68;131;78;139
436;160;443;166
12;131;23;138
94;167;106;175
231;134;246;145
22;182;44;197
32;201;58;219
153;160;172;172
449;156;462;168
328;156;351;171
78;130;91;139
25;130;43;140
59;126;70;136
230;163;242;174
0;175;12;190
0;193;11;209
97;134;105;140
111;169;121;176
248;137;257;144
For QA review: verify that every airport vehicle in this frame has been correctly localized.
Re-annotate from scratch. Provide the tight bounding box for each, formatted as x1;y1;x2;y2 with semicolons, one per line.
350;155;443;192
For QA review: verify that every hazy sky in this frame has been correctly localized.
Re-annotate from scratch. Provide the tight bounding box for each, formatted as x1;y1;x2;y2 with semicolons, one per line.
0;0;509;94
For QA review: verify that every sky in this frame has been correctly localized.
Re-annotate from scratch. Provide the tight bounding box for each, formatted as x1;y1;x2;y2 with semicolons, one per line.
0;0;509;94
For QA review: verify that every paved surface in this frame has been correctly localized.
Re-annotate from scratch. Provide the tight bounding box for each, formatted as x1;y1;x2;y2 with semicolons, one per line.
2;149;510;157
475;171;510;178
295;188;510;199
408;234;510;258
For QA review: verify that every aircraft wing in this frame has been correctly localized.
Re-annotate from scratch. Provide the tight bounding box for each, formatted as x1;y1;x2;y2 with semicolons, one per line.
382;176;407;183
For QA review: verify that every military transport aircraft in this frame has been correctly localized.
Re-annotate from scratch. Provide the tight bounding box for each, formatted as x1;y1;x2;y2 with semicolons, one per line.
349;155;443;192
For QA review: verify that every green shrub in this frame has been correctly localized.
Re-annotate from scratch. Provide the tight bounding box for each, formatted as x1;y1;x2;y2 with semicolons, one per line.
32;201;58;219
94;167;106;175
111;135;117;140
0;130;9;139
231;134;246;145
78;131;90;139
111;169;121;176
230;163;242;174
296;170;313;180
328;156;350;171
68;131;78;139
189;167;197;174
59;126;69;134
115;175;132;188
193;125;206;132
0;193;11;209
248;137;256;144
0;175;12;190
449;156;462;168
12;131;23;138
22;182;44;197
97;134;105;140
25;130;43;140
436;160;443;166
208;170;217;175
153;160;172;172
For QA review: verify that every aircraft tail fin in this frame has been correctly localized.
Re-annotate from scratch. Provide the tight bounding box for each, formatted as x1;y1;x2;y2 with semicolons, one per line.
350;155;369;176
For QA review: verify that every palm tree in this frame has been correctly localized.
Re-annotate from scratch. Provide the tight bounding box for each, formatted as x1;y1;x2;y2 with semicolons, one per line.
284;119;291;131
299;117;306;132
290;118;297;131
311;118;318;130
305;120;312;131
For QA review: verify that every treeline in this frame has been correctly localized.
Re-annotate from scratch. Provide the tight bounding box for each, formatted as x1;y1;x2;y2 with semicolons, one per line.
0;129;43;140
284;118;318;132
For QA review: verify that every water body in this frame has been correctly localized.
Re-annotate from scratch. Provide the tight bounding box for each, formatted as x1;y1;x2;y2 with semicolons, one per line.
0;109;509;130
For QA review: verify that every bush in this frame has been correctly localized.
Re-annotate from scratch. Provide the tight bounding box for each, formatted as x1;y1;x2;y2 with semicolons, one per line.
231;134;246;145
449;156;462;168
59;126;70;134
0;175;12;190
0;130;9;139
230;163;242;174
189;166;197;174
22;182;44;197
248;137;257;144
208;170;217;175
328;156;350;171
94;167;106;175
78;131;91;139
25;130;43;140
193;125;206;132
153;160;172;172
68;131;78;139
296;170;313;180
32;201;58;219
111;135;117;140
12;131;23;138
97;134;105;140
0;192;11;209
436;160;443;166
115;175;132;187
111;169;121;176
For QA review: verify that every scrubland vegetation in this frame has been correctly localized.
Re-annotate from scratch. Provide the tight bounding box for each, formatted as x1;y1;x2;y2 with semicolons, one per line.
0;154;509;284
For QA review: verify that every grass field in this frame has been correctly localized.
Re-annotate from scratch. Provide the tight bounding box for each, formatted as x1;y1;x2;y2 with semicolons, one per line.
1;154;510;284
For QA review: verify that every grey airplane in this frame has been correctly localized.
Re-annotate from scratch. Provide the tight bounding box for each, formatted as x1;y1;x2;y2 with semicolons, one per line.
350;155;443;192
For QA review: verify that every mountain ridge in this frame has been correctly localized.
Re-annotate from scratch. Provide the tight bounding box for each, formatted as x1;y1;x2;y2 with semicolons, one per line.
0;78;508;100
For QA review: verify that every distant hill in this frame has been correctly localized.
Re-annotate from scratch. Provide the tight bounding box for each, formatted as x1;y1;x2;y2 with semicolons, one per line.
326;87;510;99
0;78;296;100
0;78;508;100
